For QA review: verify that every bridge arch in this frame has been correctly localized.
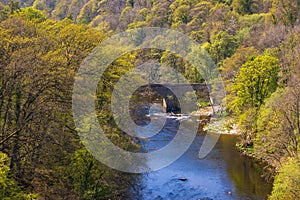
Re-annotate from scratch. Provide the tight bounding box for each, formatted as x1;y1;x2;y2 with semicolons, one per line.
138;83;210;113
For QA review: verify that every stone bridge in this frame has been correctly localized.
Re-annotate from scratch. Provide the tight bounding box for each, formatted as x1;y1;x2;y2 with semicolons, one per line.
137;83;211;113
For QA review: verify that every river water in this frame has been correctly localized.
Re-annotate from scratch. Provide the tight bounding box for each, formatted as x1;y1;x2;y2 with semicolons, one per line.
130;109;273;200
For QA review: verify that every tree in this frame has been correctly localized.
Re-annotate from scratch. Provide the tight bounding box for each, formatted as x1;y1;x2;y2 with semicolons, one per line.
160;51;186;83
8;0;20;14
227;54;279;148
232;0;260;14
14;7;46;22
146;0;172;27
269;156;300;200
0;14;106;198
221;46;259;82
68;149;112;199
0;152;37;199
0;2;10;20
208;31;239;65
204;3;231;39
255;80;300;164
187;1;213;41
228;54;279;115
77;0;99;24
171;5;191;28
272;0;300;27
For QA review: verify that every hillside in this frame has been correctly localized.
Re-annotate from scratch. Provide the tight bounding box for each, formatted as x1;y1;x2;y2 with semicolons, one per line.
0;0;300;199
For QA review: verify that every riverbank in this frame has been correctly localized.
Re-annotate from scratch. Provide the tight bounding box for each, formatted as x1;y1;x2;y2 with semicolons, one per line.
194;106;276;180
132;115;273;200
192;106;241;135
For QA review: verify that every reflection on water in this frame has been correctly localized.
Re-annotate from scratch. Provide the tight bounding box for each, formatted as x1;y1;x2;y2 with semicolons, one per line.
219;136;273;199
130;112;273;200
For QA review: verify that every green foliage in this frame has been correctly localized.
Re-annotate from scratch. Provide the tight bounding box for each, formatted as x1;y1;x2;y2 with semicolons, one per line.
232;0;259;14
229;55;279;115
208;31;239;65
226;54;279;150
136;8;148;21
271;0;300;27
255;85;300;167
77;0;99;24
187;1;213;33
0;152;38;199
68;149;112;199
0;3;10;20
221;46;259;81
32;0;50;13
254;89;287;166
238;13;266;28
2;0;300;199
120;6;132;21
171;5;191;27
14;7;46;22
160;51;186;83
269;156;300;200
8;0;20;14
0;11;137;199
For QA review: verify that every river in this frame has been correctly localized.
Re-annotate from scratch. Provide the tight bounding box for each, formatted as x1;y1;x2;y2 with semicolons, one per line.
129;106;273;200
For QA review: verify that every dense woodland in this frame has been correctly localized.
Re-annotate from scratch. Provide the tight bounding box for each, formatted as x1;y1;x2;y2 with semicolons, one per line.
0;0;300;199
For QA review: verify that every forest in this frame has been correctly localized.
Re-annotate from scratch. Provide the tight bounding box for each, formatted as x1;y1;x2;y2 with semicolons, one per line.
0;0;300;199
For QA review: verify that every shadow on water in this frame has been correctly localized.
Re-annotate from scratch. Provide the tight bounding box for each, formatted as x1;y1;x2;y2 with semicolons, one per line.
129;113;273;200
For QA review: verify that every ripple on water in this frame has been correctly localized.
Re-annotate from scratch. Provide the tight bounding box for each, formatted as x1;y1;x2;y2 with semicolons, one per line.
131;113;272;200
